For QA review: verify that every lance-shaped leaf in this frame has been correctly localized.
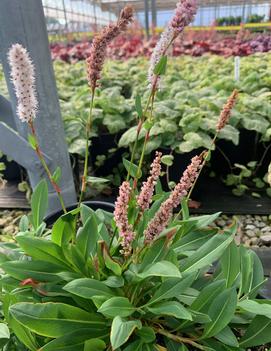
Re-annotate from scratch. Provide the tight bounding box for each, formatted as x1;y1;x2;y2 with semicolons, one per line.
147;301;192;320
180;228;235;274
10;302;107;338
64;278;114;299
136;261;182;280
240;315;271;348
98;297;136;318
201;288;237;339
31;179;48;230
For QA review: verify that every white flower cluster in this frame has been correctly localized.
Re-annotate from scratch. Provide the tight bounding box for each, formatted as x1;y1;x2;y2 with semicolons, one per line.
8;44;38;123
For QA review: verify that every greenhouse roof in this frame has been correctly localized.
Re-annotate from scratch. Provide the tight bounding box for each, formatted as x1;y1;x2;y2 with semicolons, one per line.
100;0;269;13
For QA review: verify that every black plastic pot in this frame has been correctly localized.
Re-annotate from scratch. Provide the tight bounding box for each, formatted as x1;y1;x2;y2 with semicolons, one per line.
0;155;21;181
211;129;261;175
90;133;127;177
44;200;115;227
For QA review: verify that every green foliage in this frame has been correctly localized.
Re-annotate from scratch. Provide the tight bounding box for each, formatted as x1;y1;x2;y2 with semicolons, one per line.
0;182;270;350
224;161;271;197
53;55;271;152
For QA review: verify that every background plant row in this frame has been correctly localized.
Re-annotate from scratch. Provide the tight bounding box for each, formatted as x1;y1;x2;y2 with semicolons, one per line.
53;53;271;156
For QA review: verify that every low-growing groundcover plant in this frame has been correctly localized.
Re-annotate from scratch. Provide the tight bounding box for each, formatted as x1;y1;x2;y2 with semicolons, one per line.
1;1;271;351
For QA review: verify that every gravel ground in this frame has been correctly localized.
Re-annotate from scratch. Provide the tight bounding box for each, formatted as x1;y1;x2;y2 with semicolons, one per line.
0;210;271;248
214;214;271;248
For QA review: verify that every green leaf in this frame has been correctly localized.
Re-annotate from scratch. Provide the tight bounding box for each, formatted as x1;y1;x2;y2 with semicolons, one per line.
77;213;98;258
1;260;69;282
51;208;79;246
86;176;109;184
0;323;9;347
19;215;29;232
64;278;114;299
103;252;121;276
31;179;48;230
110;316;142;350
166;339;188;350
220;241;240;287
16;234;70;269
123;340;143;351
238;300;271;319
98;297;136;318
161;155;174;166
10;302;107;338
136;326;155;343
239;246;254;296
191;280;226;314
202;288;237;339
137;261;182;280
140;237;167;270
215;326;239;347
40;330;106;351
135;95;143;118
84;339;106;351
148;274;196;305
147;301;192;320
9;316;38;351
52;166;62;184
118;126;145;148
240;316;271;348
173;229;216;255
180;229;235;274
28;134;37;150
154;56;168;76
104;276;124;288
123;158;142;178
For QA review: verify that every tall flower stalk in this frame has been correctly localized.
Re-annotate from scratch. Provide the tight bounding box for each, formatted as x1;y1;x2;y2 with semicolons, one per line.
8;44;67;213
129;0;197;185
79;6;134;206
174;89;239;220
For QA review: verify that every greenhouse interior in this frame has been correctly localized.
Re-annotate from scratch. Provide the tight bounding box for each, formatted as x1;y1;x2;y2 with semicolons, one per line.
0;0;271;350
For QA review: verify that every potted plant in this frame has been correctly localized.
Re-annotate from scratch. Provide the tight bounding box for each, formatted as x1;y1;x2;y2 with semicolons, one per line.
0;1;271;350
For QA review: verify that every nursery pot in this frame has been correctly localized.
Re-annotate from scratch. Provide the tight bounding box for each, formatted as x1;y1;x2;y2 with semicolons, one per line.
90;132;127;177
44;200;115;226
0;155;21;181
211;129;259;175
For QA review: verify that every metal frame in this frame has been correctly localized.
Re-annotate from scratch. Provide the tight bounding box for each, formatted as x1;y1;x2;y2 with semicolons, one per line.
0;0;77;213
100;0;270;13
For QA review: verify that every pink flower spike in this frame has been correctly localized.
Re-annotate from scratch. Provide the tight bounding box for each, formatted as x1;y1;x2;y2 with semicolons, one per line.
8;44;38;123
137;151;162;211
170;0;197;34
217;89;238;131
144;155;203;244
86;6;134;91
148;0;197;89
114;181;135;256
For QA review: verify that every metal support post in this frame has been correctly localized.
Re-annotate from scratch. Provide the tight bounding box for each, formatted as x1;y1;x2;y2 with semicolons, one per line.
144;0;150;39
151;0;157;29
0;0;77;213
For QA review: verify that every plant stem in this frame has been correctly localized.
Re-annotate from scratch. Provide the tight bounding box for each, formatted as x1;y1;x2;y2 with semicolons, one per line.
78;90;95;207
133;92;155;187
127;92;153;181
154;327;205;350
28;121;67;214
